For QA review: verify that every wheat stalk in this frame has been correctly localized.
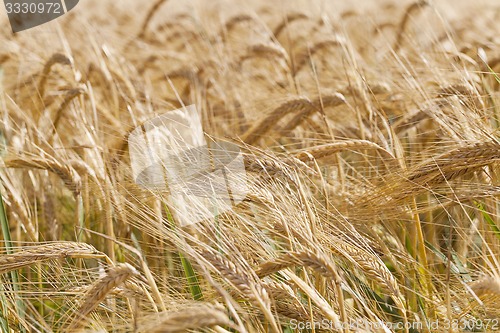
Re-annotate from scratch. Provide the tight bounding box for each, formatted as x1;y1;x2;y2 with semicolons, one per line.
256;250;340;280
37;53;72;100
238;43;289;66
139;303;233;333
273;12;309;37
51;88;85;133
137;0;170;39
3;157;82;196
225;14;255;31
470;276;500;299
294;39;344;75
279;93;345;135
0;242;103;275
394;0;429;51
459;276;500;319
202;251;283;332
241;97;313;144
202;251;269;308
295;140;394;162
407;141;500;185
332;240;402;299
263;280;312;320
64;263;139;331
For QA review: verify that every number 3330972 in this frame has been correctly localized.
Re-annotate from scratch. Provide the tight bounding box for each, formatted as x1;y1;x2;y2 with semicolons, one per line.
5;2;62;14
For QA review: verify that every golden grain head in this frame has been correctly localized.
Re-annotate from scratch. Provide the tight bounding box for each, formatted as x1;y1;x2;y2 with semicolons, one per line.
1;0;500;332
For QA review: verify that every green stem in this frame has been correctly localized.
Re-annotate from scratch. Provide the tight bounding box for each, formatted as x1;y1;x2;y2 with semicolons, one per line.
0;182;26;332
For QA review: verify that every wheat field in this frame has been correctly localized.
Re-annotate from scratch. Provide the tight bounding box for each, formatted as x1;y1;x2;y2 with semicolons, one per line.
1;0;500;332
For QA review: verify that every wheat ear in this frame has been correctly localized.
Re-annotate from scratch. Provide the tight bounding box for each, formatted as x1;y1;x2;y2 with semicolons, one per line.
273;12;309;37
459;276;500;318
264;280;312;320
64;263;138;331
293;39;344;75
137;0;169;39
256;250;340;279
280;93;345;135
51;88;85;133
295;140;394;162
241;97;313;144
202;251;270;308
3;157;82;196
201;251;281;332
259;250;347;330
0;242;103;275
224;14;255;33
37;53;72;99
139;303;233;333
407;141;500;185
394;0;429;51
332;240;402;300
